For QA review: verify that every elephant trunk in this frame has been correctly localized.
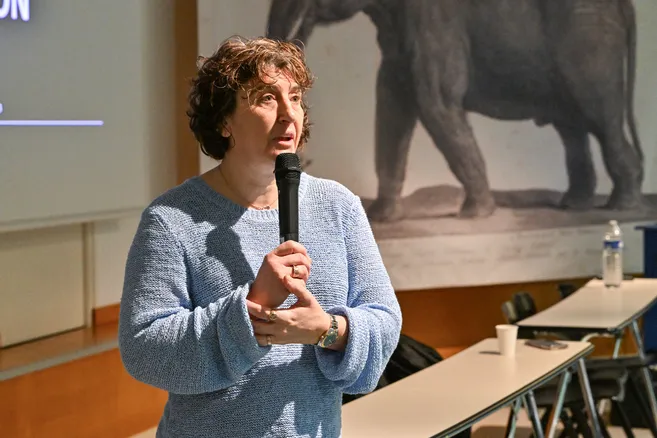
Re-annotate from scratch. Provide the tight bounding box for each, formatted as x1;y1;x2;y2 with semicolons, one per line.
266;0;316;46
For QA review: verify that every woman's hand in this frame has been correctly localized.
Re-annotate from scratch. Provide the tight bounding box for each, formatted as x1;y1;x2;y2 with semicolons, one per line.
248;241;311;309
248;275;330;346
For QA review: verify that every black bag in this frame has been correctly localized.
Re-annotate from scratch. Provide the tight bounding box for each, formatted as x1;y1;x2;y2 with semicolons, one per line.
342;334;471;437
342;334;441;404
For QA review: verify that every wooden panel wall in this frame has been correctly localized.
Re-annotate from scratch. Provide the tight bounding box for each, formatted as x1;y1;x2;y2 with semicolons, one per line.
398;278;586;348
1;350;167;438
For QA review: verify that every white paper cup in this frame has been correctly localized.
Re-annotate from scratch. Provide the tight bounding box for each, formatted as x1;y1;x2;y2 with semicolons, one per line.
496;324;519;357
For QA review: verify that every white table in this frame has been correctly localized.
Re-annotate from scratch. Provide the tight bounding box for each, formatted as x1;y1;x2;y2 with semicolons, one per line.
340;338;593;438
517;278;657;434
518;278;657;332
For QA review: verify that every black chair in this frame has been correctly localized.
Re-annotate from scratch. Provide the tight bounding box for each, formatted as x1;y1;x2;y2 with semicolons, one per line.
530;368;631;438
510;291;544;339
557;283;577;300
513;291;537;319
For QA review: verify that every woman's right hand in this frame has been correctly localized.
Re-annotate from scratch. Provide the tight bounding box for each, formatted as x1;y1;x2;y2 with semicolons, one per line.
248;240;311;309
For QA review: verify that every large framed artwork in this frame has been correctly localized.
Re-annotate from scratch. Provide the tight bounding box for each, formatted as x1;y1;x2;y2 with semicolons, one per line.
198;0;657;289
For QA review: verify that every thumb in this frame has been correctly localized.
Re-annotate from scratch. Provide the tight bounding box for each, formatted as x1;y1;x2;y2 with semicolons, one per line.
284;275;313;306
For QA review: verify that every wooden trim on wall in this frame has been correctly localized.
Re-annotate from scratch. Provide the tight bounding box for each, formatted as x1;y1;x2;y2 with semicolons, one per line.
92;304;120;327
174;0;200;184
82;222;96;328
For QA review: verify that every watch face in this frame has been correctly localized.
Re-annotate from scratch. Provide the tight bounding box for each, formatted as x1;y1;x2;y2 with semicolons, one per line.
322;330;339;347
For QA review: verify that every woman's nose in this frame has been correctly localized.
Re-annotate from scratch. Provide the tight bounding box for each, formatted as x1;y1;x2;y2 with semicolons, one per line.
278;98;296;121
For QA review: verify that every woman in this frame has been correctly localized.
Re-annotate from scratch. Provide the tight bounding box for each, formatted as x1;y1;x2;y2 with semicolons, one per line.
118;36;402;438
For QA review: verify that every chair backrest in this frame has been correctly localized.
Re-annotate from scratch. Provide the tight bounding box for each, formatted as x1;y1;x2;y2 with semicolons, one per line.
512;291;537;320
501;300;519;324
557;283;577;300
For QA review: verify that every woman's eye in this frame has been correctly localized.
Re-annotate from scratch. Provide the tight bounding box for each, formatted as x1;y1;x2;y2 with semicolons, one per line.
261;94;275;102
290;95;302;103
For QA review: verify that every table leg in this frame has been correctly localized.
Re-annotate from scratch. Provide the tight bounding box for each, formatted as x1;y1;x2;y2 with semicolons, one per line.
546;370;572;438
630;320;657;427
505;397;523;438
598;333;624;416
576;358;603;437
612;333;623;357
525;390;545;438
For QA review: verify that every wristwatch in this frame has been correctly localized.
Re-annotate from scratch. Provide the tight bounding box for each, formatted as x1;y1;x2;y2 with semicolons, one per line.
317;314;339;348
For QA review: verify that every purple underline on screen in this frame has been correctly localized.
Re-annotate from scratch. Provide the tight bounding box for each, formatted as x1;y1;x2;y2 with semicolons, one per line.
0;120;104;127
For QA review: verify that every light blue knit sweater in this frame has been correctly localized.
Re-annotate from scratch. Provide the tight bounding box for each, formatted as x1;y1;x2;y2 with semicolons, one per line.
118;172;402;438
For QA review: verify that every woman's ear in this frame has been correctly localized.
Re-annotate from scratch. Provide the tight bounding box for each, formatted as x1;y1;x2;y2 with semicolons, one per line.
220;122;231;138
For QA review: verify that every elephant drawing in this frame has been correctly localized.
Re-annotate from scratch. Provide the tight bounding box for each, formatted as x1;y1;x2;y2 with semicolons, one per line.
267;0;644;222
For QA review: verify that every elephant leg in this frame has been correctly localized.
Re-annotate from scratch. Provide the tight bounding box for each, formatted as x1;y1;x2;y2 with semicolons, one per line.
553;124;596;209
415;91;494;218
580;100;644;209
599;127;644;210
565;94;642;210
417;106;494;218
409;31;493;218
548;20;643;210
367;59;419;222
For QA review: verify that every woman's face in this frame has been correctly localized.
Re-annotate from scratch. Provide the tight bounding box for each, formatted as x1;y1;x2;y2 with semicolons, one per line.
222;67;305;166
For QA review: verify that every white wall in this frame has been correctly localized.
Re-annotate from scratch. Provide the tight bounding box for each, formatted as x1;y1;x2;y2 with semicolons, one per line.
0;0;176;347
0;224;84;347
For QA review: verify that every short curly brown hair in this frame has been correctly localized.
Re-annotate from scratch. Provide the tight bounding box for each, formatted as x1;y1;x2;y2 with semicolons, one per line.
187;36;315;160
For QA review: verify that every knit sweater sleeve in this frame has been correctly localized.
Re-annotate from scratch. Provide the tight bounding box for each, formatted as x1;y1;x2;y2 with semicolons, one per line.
118;209;268;395
314;196;402;394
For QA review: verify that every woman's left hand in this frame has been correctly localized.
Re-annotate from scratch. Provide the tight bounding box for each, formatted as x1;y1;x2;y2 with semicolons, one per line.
248;275;330;346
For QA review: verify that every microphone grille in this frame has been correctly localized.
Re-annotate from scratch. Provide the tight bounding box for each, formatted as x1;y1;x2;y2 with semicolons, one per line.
275;153;302;173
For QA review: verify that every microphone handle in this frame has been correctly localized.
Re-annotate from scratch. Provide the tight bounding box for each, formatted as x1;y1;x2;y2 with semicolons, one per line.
278;178;299;243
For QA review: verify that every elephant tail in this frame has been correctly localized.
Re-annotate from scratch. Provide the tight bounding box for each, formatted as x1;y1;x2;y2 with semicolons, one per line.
621;0;643;163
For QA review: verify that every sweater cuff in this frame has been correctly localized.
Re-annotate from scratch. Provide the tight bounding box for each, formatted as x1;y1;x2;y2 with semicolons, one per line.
219;283;271;364
314;305;369;386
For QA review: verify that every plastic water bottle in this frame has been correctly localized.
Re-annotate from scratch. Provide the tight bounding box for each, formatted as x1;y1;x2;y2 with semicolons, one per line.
602;220;623;287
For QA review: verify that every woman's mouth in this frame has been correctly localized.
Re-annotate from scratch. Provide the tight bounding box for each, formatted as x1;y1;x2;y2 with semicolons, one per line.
275;134;295;143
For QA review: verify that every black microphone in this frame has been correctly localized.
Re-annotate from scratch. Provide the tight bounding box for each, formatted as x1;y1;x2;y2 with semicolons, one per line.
274;153;302;243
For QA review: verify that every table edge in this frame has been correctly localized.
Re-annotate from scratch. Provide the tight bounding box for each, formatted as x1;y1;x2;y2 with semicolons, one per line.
516;295;657;334
432;343;594;438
